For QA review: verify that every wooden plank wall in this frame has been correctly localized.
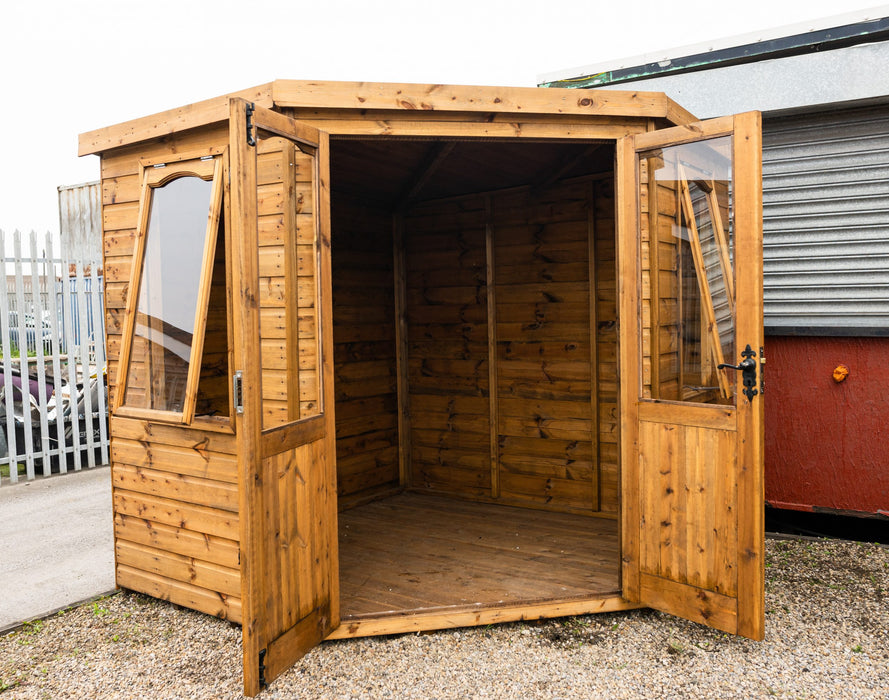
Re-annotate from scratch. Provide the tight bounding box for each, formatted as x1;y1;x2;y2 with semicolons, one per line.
331;201;399;500
491;182;596;511
101;126;242;621
640;155;681;401
111;419;241;622
399;176;617;514
403;198;492;497
591;178;619;514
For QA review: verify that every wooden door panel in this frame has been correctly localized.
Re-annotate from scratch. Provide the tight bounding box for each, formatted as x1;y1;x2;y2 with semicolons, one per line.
619;112;764;640
638;421;737;597
231;99;337;696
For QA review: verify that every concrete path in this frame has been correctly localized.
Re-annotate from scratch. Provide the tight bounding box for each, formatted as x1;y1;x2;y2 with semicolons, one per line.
0;466;115;630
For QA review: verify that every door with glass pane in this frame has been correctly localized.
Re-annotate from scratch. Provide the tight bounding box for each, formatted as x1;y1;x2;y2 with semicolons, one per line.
229;99;337;696
618;113;764;639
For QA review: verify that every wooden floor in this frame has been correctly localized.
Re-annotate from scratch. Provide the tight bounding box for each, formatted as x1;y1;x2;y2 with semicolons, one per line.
338;492;620;619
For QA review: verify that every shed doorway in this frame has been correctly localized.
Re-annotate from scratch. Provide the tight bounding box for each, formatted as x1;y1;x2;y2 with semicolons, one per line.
327;137;622;627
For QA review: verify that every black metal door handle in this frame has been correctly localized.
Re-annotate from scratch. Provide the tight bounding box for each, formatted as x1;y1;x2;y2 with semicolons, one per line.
717;358;756;372
717;344;759;401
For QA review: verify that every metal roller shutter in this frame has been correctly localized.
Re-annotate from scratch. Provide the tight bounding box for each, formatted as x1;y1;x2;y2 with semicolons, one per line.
762;104;889;334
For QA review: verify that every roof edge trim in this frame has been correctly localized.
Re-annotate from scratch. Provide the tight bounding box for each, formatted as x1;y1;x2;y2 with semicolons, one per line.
78;79;699;157
77;83;275;156
271;80;689;122
539;14;889;89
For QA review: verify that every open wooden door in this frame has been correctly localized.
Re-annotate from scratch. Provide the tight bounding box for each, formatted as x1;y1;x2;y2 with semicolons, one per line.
618;113;764;639
229;98;338;695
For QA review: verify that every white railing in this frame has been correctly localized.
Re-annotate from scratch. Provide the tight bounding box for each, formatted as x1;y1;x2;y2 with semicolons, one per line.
0;229;109;485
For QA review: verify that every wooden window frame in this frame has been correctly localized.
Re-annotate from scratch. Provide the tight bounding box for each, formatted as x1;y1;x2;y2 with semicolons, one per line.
115;149;227;425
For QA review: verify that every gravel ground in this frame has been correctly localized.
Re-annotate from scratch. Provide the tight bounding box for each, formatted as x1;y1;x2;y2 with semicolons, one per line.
1;537;887;699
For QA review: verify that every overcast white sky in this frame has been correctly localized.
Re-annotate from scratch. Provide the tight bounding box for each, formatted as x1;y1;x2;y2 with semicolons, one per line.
0;0;885;238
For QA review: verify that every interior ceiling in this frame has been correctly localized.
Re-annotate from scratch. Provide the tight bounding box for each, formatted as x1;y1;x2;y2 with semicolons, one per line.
330;139;614;209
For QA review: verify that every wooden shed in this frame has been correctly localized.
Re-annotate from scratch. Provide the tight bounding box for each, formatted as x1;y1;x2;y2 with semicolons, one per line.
79;81;765;695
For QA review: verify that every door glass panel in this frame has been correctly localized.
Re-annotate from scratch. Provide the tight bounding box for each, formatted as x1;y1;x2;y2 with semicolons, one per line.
256;130;322;430
123;175;214;413
639;136;735;405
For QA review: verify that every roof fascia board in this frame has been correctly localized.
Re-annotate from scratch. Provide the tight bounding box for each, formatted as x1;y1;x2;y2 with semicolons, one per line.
271;80;691;123
78;79;698;158
78;83;275;156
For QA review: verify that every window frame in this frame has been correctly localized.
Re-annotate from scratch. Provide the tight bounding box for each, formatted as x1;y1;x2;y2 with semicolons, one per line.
115;149;227;425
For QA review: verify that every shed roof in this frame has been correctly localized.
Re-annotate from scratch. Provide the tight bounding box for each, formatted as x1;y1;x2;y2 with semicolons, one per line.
78;80;695;157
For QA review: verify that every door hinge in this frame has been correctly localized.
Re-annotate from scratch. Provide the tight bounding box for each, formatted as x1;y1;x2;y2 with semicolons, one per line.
246;102;256;147
233;371;244;414
258;648;267;688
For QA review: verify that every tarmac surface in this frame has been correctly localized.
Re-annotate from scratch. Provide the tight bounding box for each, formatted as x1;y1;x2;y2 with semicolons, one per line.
0;466;115;631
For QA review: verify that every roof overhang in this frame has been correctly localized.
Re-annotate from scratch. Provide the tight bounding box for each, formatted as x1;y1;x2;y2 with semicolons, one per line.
78;80;696;157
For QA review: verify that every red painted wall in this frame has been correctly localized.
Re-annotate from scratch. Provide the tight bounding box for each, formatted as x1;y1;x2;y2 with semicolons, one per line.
764;336;889;517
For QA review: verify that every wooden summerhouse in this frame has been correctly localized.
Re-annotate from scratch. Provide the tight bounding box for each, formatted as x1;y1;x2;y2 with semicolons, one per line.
79;81;765;695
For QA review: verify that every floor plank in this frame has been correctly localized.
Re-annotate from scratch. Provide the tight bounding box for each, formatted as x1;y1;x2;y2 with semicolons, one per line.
338;492;620;618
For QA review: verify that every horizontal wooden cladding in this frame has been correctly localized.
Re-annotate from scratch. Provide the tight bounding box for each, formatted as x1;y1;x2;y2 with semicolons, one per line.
328;595;638;639
113;489;238;541
110;416;236;451
112;463;238;512
80;83;273;156
114;512;238;568
116;539;240;598
109;413;241;622
111;435;238;483
100;125;232;180
272;80;693;122
638;400;735;431
395;173;619;514
117;563;241;623
113;488;241;622
331;203;398;499
640;573;737;635
405;199;490;499
492;181;597;512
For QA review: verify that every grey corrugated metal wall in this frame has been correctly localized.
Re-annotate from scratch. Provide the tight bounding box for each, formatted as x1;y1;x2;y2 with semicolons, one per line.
58;181;102;262
762;104;889;334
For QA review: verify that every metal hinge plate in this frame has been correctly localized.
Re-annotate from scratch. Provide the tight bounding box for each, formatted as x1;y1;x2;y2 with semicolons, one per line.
258;648;267;688
246;102;256;147
233;371;244;414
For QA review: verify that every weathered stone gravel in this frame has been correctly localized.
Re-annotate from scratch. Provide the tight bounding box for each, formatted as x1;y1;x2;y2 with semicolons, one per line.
2;537;887;699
